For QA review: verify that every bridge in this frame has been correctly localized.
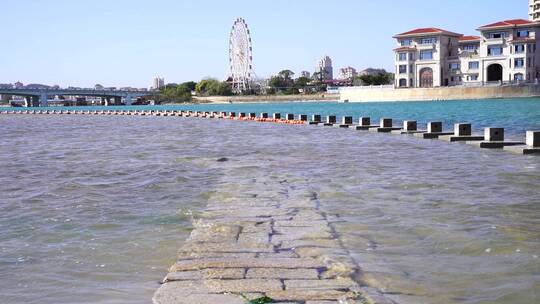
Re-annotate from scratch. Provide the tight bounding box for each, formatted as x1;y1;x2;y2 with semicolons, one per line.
0;88;157;107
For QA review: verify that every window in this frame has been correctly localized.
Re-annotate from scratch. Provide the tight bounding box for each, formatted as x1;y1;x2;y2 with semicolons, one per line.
449;63;460;70
399;65;407;74
419;37;437;45
469;61;479;69
399;79;407;87
401;39;412;46
470;75;478;81
516;30;529;38
515;44;525;54
515;58;525;68
398;53;407;61
514;73;524;81
419;50;433;60
488;32;507;39
463;44;478;51
488;46;503;56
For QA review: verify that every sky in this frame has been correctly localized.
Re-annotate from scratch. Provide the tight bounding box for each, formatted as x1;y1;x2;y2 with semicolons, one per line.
0;0;522;88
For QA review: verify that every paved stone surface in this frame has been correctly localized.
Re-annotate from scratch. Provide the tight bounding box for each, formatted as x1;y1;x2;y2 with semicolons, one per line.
153;158;394;304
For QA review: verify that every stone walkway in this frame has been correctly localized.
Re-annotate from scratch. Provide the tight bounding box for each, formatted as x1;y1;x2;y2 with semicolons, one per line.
153;171;394;304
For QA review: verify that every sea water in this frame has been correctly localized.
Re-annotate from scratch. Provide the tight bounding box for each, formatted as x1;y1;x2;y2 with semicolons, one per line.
0;99;539;303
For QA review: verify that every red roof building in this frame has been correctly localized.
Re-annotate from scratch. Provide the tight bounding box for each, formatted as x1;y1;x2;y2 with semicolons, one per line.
394;27;462;38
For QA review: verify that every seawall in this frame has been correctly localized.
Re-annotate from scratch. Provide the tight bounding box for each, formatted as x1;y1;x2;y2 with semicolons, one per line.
340;85;540;102
193;93;339;103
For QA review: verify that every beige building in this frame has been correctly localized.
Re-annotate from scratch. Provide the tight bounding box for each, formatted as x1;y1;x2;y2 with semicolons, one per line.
530;0;540;21
394;19;540;88
338;66;357;80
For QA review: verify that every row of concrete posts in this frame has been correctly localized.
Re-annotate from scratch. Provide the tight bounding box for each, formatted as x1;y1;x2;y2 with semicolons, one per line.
1;109;538;155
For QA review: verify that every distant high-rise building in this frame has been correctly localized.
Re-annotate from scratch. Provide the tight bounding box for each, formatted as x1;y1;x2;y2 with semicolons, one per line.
338;66;357;80
152;76;165;90
300;71;311;78
315;56;333;80
530;0;540;21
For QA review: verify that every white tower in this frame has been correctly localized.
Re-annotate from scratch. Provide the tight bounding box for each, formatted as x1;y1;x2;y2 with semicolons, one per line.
315;56;333;80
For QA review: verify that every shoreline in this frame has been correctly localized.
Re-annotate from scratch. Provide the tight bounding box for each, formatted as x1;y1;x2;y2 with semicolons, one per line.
192;93;339;104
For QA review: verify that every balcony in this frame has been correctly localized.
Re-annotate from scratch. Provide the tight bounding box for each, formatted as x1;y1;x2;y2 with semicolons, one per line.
484;37;506;45
417;43;436;50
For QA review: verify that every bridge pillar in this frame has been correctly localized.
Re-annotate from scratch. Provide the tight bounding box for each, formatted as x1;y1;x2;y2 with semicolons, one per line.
40;94;48;107
102;97;110;106
113;96;121;105
124;95;134;106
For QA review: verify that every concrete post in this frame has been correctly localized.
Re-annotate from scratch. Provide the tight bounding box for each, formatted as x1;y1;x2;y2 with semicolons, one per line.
286;113;295;120
273;113;281;119
403;120;417;131
526;131;539;147
326;115;336;124
427;122;442;133
359;117;370;126
239;112;246;118
260;113;268;119
299;114;308;121
454;123;472;136
485;128;504;141
229;112;236;117
380;118;392;128
249;113;256;118
342;116;353;125
312;114;321;122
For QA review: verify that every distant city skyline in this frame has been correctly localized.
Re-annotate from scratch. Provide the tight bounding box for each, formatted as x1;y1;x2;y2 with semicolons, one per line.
0;0;521;88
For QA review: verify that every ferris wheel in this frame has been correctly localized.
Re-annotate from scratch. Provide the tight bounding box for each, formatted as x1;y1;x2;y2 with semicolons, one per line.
229;18;253;94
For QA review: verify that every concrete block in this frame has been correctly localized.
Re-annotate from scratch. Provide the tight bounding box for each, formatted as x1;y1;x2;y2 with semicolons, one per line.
229;112;236;117
380;118;392;128
299;114;308;121
311;114;321;123
286;113;295;120
341;116;353;125
239;112;246;118
414;131;454;139
359;117;370;126
485;128;504;141
260;112;268;119
439;134;484;142
469;141;524;148
249;113;256;118
326;115;336;124
273;113;281;119
504;145;540;155
403;120;417;131
427;121;442;133
369;126;401;133
454;123;472;136
526;131;540;147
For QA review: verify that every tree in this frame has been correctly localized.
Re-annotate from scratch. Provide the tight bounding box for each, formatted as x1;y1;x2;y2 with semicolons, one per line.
157;83;192;103
196;78;232;96
294;77;311;87
354;72;394;86
181;81;197;91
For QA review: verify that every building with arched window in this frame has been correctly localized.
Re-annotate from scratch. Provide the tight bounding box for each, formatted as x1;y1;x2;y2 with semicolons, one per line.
393;18;540;88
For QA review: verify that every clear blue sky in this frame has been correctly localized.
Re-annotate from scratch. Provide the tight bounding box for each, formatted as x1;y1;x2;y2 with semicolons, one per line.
0;0;522;88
